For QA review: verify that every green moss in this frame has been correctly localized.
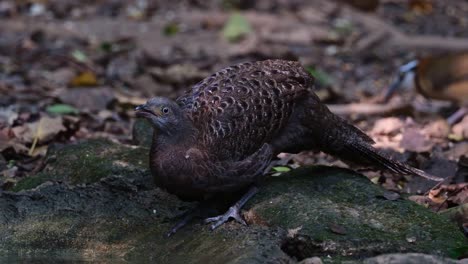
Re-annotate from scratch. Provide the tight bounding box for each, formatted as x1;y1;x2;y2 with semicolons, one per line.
13;139;149;191
3;148;465;263
250;166;466;260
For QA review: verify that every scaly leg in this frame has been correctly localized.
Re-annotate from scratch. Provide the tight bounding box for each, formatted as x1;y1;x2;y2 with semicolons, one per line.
166;210;197;237
166;201;216;237
204;186;259;230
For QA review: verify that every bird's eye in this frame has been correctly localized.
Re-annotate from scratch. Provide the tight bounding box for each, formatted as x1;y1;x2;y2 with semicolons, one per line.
162;107;169;114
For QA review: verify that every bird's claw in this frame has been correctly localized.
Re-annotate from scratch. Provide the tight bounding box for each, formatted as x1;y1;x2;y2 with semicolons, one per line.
204;205;246;230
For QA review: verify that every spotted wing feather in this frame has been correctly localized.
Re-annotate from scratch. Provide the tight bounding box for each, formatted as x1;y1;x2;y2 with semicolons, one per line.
176;60;314;159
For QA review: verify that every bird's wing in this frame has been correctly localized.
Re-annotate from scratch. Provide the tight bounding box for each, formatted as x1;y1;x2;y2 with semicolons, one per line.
190;143;273;193
176;60;313;159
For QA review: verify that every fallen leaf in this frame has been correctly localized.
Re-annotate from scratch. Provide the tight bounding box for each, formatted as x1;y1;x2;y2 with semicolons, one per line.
409;0;433;14
12;116;66;144
71;49;88;63
58;87;115;112
46;104;79;115
406;235;417;243
306;66;334;87
2;166;17;178
222;13;252;42
272;166;291;172
443;142;468;160
428;188;449;205
371;117;404;135
163;22;180;36
46;68;75;86
0;133;28;152
70;71;98;87
408;195;431;207
452;116;468;140
423;119;450;139
400;127;434;153
450;189;468;205
287;226;303;238
114;92;146;106
29;145;48;157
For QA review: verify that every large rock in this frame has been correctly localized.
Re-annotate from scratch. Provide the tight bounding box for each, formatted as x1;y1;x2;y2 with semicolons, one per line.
1;139;465;263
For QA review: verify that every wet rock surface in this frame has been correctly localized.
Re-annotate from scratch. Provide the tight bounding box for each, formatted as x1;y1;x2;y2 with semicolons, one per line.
0;139;465;263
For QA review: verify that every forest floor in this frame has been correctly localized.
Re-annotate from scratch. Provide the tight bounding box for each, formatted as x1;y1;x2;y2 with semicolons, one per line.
0;0;467;234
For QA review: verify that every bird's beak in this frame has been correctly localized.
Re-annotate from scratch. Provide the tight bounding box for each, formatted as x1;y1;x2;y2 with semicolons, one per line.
135;104;144;111
135;104;161;118
135;104;155;118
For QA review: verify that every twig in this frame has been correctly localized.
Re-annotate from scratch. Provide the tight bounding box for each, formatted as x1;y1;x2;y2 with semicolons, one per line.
343;7;468;52
28;119;42;156
327;100;410;116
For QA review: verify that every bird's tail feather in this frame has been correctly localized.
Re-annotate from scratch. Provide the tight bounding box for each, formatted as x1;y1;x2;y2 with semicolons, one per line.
344;142;442;181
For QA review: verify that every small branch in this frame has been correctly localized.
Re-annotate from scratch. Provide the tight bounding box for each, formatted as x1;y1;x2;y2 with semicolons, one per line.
327;100;411;116
343;7;468;52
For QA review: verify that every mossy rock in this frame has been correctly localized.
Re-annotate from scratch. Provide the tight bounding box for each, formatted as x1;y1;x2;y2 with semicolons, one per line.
13;139;150;191
2;139;465;263
248;167;467;262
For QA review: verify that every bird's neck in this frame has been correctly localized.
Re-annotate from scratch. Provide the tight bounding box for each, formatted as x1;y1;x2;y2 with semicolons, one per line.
151;122;196;152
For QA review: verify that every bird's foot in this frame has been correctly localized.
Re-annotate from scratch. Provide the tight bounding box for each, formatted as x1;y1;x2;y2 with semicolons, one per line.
204;204;246;230
166;211;196;237
204;186;258;230
166;203;217;237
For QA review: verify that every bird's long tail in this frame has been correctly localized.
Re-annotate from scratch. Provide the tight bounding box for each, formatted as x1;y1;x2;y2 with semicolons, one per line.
305;92;442;181
343;140;442;181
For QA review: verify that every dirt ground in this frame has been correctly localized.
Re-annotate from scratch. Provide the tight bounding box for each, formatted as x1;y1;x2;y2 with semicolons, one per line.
0;0;467;228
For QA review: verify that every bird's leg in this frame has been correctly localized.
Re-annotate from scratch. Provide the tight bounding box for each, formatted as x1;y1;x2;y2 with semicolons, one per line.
166;206;199;237
204;186;258;230
447;107;467;126
166;201;217;237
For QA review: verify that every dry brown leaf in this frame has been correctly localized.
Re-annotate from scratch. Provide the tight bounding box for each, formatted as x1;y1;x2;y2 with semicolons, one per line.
58;87;115;112
371;117;403;135
0;139;29;153
428;189;448;205
400;127;434;153
12;116;66;144
114;92;147;106
408;195;432;207
409;0;433;14
450;189;468;205
423;119;450;139
452;115;468;140
0;127;28;152
287;226;303;238
443;142;468;160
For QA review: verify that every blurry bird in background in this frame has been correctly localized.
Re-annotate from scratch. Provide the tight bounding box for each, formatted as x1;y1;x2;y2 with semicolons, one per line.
383;52;468;125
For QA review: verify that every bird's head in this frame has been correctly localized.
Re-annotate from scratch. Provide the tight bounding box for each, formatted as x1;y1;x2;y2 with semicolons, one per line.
135;97;190;134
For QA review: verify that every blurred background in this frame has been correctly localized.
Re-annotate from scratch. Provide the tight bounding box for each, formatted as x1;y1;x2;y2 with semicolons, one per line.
0;0;467;211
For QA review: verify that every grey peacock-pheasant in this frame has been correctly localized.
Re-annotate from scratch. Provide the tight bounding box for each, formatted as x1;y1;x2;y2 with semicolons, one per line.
135;60;441;236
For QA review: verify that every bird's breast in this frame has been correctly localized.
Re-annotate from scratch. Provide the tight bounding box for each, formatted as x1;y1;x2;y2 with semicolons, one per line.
150;147;208;200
